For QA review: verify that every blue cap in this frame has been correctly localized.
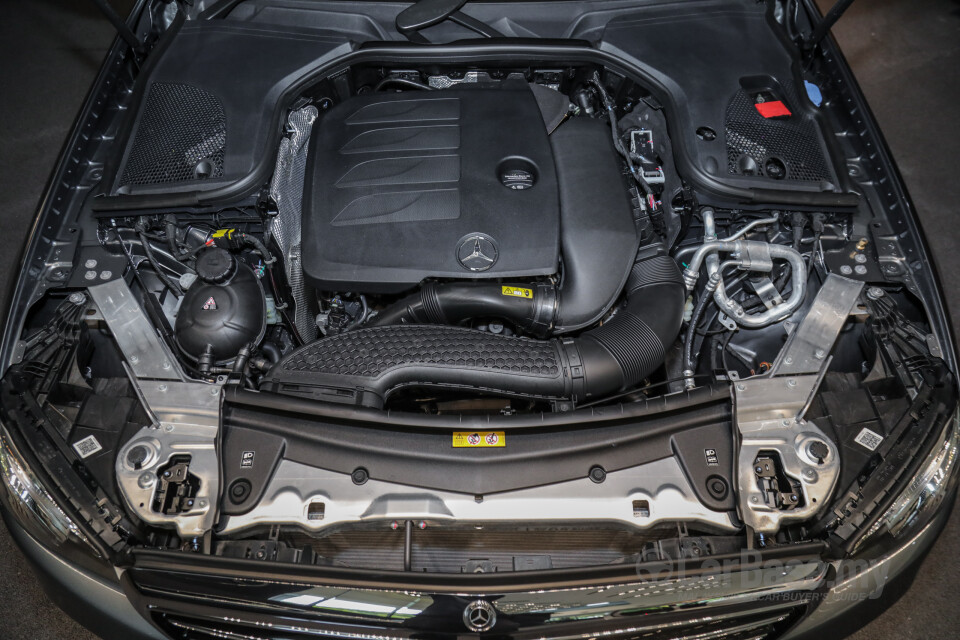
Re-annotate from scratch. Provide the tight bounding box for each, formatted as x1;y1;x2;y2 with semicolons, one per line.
804;81;823;107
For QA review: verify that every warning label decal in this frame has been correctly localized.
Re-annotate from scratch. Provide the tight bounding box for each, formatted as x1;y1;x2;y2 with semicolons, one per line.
453;431;505;448
501;286;533;299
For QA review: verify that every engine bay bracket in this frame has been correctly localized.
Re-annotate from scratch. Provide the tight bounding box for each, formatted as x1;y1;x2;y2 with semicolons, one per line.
88;278;184;381
734;274;864;533
90;278;222;536
116;379;223;537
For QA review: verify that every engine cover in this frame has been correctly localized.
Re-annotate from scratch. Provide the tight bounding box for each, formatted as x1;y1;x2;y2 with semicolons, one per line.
301;83;560;293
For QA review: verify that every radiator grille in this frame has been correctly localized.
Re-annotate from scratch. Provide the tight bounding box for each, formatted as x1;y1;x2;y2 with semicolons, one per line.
725;89;831;183
120;82;226;186
156;604;804;640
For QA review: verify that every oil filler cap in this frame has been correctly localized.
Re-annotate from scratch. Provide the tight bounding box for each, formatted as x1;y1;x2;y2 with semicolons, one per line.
500;168;535;190
497;157;537;190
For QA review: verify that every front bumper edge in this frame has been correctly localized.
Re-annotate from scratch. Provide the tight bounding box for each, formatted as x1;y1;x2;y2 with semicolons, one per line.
1;510;165;640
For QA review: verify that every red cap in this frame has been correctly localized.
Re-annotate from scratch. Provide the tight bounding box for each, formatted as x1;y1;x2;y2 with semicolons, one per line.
755;100;792;119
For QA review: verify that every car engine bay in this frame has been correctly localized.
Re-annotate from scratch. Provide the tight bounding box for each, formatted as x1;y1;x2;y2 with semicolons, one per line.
1;0;956;579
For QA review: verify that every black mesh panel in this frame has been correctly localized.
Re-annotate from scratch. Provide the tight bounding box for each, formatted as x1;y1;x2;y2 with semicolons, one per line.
120;82;226;186
725;89;831;183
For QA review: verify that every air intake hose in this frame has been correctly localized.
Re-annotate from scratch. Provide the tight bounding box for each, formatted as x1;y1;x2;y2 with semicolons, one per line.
263;253;685;408
368;281;559;337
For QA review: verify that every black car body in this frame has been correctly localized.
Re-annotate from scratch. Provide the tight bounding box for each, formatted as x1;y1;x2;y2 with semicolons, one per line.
1;2;957;640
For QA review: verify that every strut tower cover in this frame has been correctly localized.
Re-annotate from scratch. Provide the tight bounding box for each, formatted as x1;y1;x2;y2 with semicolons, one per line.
301;83;561;293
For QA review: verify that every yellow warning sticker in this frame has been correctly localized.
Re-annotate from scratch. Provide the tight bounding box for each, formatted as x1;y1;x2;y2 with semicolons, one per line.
453;431;506;448
501;286;533;299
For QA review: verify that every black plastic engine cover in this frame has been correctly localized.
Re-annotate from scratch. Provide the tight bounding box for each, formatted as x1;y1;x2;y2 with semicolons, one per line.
302;83;560;293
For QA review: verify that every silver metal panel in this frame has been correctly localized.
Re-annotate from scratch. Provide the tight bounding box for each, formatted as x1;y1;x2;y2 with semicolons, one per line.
87;279;182;380
775;274;865;375
428;71;481;88
218;456;738;535
734;274;864;533
90;277;221;536
269;105;318;342
735;382;841;534
116;379;223;537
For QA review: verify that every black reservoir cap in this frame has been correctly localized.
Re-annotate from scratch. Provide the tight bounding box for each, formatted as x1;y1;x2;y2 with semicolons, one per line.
195;247;237;284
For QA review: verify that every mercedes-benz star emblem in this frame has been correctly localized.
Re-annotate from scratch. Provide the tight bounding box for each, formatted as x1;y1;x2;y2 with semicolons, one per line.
457;233;499;272
463;599;497;632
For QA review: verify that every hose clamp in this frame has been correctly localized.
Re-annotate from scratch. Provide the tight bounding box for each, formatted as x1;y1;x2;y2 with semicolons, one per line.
526;284;558;337
735;241;774;273
559;337;586;403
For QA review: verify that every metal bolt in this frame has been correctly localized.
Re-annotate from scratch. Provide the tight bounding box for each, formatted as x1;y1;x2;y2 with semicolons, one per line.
751;496;760;504
814;349;826;360
99;270;112;280
737;384;746;391
161;360;171;370
158;384;168;393
839;265;853;275
68;292;85;304
210;387;220;396
164;424;174;432
781;419;790;426
784;356;794;365
854;265;868;275
787;378;797;387
137;472;155;489
801;468;818;483
866;287;885;300
84;270;97;280
84;259;98;269
129;355;139;364
854;253;867;264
